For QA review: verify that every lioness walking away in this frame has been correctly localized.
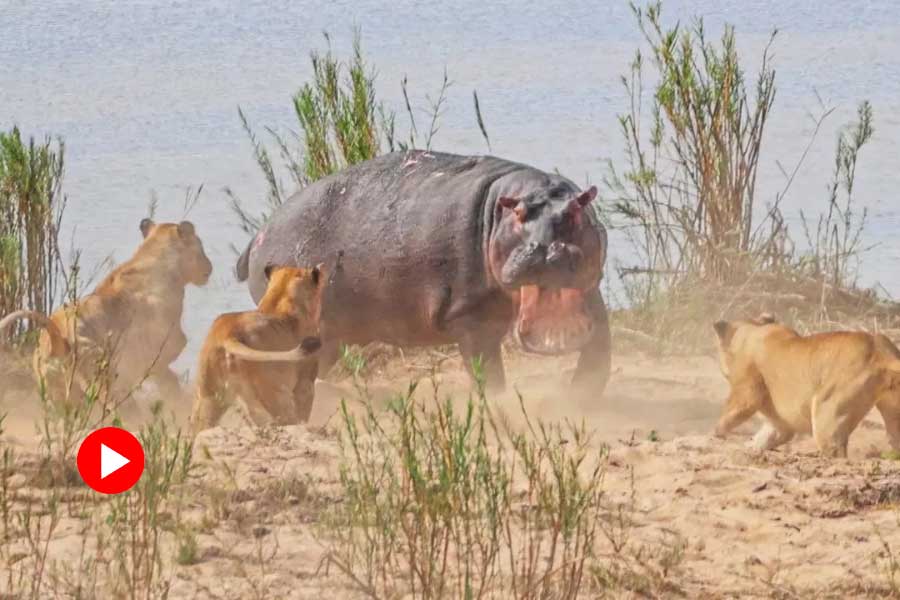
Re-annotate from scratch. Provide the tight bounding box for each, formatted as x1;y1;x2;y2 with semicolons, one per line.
713;313;900;457
190;264;325;434
0;219;212;406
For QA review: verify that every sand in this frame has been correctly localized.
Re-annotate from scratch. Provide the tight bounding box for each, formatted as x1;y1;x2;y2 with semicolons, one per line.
1;346;899;598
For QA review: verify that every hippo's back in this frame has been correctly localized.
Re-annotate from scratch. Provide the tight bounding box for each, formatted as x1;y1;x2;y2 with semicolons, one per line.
240;150;539;343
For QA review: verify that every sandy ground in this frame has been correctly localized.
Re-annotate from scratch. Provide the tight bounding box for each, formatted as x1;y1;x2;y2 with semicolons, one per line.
1;345;899;598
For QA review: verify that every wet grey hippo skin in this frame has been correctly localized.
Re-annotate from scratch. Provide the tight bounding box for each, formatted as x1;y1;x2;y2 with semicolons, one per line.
236;150;611;397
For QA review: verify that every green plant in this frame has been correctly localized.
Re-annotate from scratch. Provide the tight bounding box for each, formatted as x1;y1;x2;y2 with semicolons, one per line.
606;1;777;293
0;127;67;339
226;31;392;238
603;2;885;352
799;100;875;288
175;527;199;567
226;29;492;247
103;401;194;599
321;367;608;599
873;513;900;597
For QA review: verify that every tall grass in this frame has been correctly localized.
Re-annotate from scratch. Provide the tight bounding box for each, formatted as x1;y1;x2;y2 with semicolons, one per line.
322;359;608;599
799;100;875;288
1;393;195;598
605;2;883;349
227;30;492;241
605;1;777;292
0;127;66;339
226;31;393;237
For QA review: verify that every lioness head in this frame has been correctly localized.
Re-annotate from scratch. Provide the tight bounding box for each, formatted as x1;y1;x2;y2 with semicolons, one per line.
260;264;327;327
139;219;213;286
712;313;777;378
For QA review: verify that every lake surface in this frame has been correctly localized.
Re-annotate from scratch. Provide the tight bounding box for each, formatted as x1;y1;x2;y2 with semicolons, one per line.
3;0;900;371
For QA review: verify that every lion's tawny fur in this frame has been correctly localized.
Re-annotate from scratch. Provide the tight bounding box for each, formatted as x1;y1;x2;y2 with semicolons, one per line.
0;219;212;406
713;313;900;457
189;265;325;434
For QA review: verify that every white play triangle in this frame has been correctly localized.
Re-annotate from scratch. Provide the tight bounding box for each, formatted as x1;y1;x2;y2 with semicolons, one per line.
100;443;130;479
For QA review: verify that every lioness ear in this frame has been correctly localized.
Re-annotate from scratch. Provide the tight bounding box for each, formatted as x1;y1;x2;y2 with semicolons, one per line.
576;185;598;207
756;312;775;325
264;264;275;281
713;320;734;345
139;218;155;238
177;221;195;237
312;263;326;286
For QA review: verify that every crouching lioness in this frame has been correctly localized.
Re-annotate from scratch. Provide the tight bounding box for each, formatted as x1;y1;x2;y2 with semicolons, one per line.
189;264;325;434
0;219;212;406
712;313;900;457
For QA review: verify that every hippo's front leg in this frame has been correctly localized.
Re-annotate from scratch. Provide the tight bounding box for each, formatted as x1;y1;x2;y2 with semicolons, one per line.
458;333;506;395
572;288;611;399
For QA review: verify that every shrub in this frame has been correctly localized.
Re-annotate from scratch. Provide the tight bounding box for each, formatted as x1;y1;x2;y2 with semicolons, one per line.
0;127;66;340
321;364;607;599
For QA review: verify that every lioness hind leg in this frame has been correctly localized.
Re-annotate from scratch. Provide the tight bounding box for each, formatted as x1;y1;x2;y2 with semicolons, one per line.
293;360;319;422
189;361;234;435
190;387;232;435
715;379;766;438
244;373;298;427
751;421;795;452
813;373;879;458
876;398;900;452
751;406;795;451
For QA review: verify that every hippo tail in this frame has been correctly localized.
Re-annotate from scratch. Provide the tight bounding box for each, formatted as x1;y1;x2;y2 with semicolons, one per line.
235;239;252;282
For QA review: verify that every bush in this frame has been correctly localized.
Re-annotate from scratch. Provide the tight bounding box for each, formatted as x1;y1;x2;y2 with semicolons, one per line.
0;127;67;340
226;31;394;238
606;1;777;292
321;361;607;599
605;2;886;350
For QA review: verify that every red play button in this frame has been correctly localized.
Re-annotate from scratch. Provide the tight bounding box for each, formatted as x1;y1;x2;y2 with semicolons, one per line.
76;427;145;494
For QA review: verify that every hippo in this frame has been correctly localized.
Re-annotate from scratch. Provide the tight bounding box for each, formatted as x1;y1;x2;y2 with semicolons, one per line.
236;150;610;397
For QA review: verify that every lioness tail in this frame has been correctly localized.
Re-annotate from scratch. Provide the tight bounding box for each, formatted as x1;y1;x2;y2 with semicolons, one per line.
223;336;321;362
0;310;66;347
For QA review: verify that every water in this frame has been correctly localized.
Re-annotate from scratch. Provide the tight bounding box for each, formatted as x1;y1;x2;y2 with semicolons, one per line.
3;0;900;371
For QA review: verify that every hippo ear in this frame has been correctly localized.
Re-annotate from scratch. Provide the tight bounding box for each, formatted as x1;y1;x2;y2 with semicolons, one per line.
576;186;598;207
139;218;155;238
264;264;275;281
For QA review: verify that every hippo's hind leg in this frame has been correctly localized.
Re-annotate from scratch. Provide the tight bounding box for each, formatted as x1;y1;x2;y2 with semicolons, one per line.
572;288;611;400
458;333;506;395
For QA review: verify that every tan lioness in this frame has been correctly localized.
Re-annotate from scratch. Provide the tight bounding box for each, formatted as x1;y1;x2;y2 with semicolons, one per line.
713;313;900;457
189;264;325;434
0;219;212;406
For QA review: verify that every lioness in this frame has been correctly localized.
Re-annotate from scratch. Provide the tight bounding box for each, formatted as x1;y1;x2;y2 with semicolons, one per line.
0;219;212;406
713;313;900;457
189;264;325;434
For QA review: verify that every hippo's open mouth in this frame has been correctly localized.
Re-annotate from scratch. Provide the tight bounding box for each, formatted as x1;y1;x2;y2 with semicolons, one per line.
513;285;594;355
